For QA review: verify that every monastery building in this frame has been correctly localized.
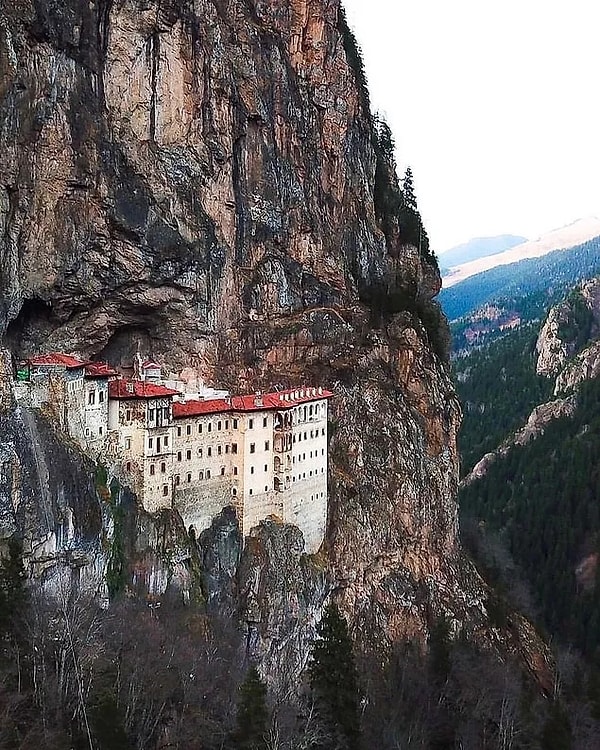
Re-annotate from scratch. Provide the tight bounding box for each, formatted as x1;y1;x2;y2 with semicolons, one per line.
13;354;331;553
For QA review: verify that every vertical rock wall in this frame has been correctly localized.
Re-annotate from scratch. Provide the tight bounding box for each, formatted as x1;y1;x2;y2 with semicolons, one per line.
0;0;552;678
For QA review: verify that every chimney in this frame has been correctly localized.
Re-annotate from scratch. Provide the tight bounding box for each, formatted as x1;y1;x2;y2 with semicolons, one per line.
254;391;263;407
126;381;134;395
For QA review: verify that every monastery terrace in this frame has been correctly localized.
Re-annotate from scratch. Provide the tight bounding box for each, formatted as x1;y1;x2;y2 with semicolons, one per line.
13;354;332;553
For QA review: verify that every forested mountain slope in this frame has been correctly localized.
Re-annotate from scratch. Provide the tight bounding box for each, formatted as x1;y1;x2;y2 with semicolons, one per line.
458;276;600;657
440;235;600;322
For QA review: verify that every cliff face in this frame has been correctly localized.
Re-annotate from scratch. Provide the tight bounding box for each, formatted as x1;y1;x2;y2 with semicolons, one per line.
0;0;549;679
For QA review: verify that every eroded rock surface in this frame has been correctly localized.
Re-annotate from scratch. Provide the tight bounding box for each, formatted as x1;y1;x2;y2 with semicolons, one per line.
0;0;552;685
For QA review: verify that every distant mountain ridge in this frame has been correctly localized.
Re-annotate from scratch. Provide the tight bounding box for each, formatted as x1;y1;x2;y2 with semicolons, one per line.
439;235;527;270
440;234;600;322
443;217;600;288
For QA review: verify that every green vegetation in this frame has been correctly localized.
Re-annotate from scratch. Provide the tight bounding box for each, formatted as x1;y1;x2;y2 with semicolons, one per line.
558;289;594;352
372;118;434;262
337;8;371;121
460;375;600;654
440;235;600;321
309;602;361;750
454;325;554;475
232;664;269;750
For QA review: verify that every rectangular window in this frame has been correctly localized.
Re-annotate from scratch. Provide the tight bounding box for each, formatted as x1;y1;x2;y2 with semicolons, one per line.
225;445;230;454
233;419;239;429
220;467;225;476
248;418;254;429
225;420;229;430
231;443;238;455
177;451;182;462
88;391;95;405
187;473;192;483
157;437;161;452
264;464;268;472
186;425;191;436
250;443;256;454
125;438;131;450
126;409;131;422
207;447;212;457
99;426;103;436
174;475;180;486
150;464;155;476
186;450;192;460
177;426;182;437
126;461;131;472
99;391;104;403
161;462;166;473
218;445;222;455
198;424;203;434
265;485;268;492
163;485;169;496
217;421;222;431
198;448;203;458
233;466;238;475
149;437;154;449
206;470;211;479
208;423;212;433
264;440;270;451
163;407;169;421
164;436;169;447
250;466;255;475
149;408;155;421
263;417;268;428
249;489;253;496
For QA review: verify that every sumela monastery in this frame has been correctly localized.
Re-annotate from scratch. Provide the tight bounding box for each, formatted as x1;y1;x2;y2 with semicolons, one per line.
12;354;332;553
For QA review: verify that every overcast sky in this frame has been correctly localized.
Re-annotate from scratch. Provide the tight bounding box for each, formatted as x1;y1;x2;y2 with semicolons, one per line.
342;0;600;253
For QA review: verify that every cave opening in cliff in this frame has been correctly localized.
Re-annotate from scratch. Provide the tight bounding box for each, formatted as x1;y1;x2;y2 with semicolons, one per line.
97;325;154;372
5;298;55;358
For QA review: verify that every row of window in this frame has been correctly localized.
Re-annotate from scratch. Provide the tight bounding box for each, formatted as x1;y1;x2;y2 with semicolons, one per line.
176;415;270;437
294;449;325;462
294;428;325;443
293;468;326;481
84;426;104;438
87;390;105;405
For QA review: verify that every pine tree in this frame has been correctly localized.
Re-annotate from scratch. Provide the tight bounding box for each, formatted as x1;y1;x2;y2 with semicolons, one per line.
402;167;418;212
232;664;269;750
309;602;361;750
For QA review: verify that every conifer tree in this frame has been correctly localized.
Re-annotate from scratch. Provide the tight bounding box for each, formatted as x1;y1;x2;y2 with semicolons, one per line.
232;664;269;750
309;602;361;750
402;166;418;212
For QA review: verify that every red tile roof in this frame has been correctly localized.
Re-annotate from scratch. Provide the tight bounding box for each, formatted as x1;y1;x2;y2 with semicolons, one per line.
142;360;161;370
28;353;86;369
109;380;180;400
173;398;232;418
85;362;118;378
172;387;333;419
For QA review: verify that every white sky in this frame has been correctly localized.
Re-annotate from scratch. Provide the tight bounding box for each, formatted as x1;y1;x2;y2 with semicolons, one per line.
342;0;600;253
